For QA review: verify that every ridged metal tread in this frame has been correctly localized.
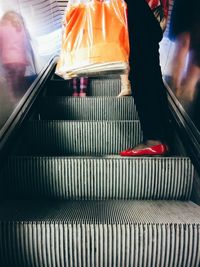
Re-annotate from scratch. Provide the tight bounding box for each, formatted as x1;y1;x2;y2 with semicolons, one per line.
88;78;121;96
0;200;200;223
0;156;193;200
38;97;138;120
0;201;200;267
15;121;142;155
47;78;121;96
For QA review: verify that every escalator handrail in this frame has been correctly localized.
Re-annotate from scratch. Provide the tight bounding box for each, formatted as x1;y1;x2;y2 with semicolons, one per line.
165;79;200;174
0;56;58;153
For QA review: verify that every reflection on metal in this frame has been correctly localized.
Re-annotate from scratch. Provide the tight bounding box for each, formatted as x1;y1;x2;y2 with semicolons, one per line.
162;0;200;130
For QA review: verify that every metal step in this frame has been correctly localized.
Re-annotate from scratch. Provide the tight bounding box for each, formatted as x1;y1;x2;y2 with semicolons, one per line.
38;97;138;121
88;78;121;96
0;200;200;267
0;156;193;200
15;121;142;155
47;77;121;96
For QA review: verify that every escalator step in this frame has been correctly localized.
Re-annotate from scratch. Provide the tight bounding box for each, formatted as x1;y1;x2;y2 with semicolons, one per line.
0;200;200;267
0;156;193;200
15;121;142;155
88;77;121;96
38;97;138;120
47;77;121;96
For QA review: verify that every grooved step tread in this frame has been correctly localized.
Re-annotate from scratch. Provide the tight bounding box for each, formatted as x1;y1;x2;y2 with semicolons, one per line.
38;96;138;120
0;156;193;200
0;200;200;223
47;78;121;96
1;201;199;267
15;121;142;155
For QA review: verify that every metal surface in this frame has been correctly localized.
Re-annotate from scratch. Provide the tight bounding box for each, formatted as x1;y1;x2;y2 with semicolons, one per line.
0;156;193;200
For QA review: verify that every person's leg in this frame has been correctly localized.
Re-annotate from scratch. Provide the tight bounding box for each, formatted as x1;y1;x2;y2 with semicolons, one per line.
3;64;17;102
121;0;170;156
14;64;26;98
72;77;79;96
79;77;88;97
117;73;131;97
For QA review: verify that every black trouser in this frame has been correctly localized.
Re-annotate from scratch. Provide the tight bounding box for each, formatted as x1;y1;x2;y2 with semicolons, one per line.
126;0;170;143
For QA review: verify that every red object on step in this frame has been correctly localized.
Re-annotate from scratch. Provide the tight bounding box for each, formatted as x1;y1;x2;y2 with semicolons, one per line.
120;144;169;157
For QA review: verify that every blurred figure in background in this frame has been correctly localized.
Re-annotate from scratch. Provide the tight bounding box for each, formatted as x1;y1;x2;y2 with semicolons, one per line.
169;0;200;101
0;11;33;100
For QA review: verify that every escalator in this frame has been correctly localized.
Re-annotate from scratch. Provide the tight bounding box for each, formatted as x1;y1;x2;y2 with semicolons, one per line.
0;62;200;266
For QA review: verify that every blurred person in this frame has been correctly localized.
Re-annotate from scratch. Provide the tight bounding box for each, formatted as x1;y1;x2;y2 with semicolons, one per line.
0;76;15;128
0;11;32;100
120;0;171;156
168;0;200;101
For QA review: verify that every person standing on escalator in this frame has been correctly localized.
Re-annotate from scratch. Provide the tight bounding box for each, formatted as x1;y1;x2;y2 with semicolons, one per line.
120;0;171;157
0;11;33;101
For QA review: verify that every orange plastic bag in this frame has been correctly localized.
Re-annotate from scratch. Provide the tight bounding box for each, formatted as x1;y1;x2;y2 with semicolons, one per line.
56;0;129;79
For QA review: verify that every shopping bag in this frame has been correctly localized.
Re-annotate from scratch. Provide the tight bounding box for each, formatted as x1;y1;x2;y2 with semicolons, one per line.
56;0;129;79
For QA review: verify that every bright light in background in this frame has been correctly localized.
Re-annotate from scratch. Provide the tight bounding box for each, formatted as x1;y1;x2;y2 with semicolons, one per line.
0;1;20;17
36;29;62;56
